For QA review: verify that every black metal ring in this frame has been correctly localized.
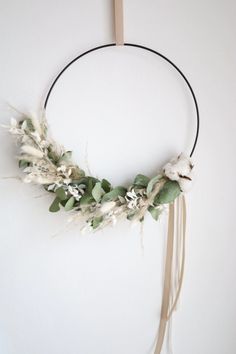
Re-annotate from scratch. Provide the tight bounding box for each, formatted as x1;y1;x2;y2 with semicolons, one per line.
44;43;200;157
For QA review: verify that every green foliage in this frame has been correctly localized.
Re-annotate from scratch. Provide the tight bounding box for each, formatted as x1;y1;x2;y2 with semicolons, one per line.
19;118;35;132
55;187;67;201
148;206;162;220
79;193;95;205
19;159;30;168
92;182;105;202
91;216;103;229
47;147;59;164
49;197;60;212
58;151;72;164
146;175;161;195
154;180;181;205
102;186;127;203
127;210;136;220
64;196;75;211
133;174;150;187
101;179;111;193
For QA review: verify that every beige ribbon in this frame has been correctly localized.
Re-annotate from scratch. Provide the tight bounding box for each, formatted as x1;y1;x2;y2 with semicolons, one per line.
154;195;186;354
114;0;124;45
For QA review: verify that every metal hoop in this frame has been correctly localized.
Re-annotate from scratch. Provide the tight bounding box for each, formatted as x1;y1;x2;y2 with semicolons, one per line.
44;43;200;157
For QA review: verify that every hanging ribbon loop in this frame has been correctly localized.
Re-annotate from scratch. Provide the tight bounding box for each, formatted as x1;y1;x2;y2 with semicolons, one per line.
114;0;124;45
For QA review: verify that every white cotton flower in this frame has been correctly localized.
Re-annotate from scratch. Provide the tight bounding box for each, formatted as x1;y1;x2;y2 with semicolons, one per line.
163;162;179;181
163;153;194;192
178;170;194;192
21;145;44;158
163;153;193;180
100;201;116;214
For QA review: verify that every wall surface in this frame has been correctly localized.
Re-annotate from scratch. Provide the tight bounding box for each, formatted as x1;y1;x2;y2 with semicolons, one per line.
0;1;236;354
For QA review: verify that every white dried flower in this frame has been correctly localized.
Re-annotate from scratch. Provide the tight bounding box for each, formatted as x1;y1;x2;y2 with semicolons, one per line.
30;131;41;142
111;215;117;226
100;201;116;214
21;145;44;158
68;185;83;201
30;112;43;135
3;117;21;134
125;189;140;210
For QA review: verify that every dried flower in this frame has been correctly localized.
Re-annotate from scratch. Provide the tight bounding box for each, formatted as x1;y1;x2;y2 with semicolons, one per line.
125;189;140;210
21;145;44;158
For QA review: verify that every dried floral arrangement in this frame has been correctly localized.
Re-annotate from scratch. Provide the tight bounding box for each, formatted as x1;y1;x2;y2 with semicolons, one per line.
3;112;193;232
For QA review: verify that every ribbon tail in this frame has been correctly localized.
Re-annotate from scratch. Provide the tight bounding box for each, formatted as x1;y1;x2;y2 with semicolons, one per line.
153;195;186;354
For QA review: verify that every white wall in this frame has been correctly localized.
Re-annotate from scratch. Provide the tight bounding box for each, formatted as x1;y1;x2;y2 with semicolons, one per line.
0;1;236;354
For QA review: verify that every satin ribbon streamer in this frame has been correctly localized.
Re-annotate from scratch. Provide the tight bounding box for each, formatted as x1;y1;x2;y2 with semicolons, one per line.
154;195;186;354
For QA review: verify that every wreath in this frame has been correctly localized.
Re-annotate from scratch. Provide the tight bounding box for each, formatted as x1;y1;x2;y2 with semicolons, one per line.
2;36;199;354
4;112;193;232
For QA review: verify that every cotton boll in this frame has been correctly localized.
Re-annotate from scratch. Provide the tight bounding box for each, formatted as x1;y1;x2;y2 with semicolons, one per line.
163;162;180;181
176;154;193;175
176;161;189;175
163;153;193;182
178;177;193;193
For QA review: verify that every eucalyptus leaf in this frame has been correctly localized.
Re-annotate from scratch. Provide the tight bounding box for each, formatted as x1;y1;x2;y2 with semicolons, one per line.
58;151;72;164
87;177;97;193
101;186;127;203
79;193;95;205
134;174;150;187
55;187;67;201
19;159;29;168
62;151;72;160
64;196;75;211
48;148;59;163
146;175;161;195
59;199;68;207
92;216;103;229
148;206;162;221
20;118;34;132
154;180;181;205
127;210;136;220
92;182;105;202
101;179;111;193
49;197;60;212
